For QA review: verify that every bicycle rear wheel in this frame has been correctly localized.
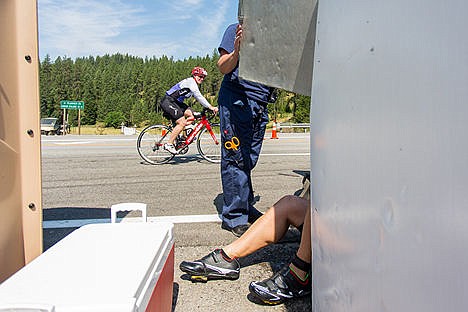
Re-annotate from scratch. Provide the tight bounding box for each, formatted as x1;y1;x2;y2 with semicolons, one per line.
197;123;221;163
137;125;175;165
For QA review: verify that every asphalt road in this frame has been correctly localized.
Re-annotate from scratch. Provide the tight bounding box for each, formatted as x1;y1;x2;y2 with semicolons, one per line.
41;133;310;216
41;132;312;312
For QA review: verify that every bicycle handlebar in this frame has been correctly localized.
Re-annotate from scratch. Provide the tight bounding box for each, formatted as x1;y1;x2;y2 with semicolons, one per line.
197;107;218;121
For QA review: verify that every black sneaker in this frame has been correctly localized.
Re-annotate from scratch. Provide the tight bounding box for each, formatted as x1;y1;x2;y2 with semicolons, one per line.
249;265;311;305
179;249;240;282
222;223;250;237
248;209;263;224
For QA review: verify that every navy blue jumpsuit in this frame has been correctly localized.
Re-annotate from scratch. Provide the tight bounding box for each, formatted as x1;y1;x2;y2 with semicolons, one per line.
218;23;271;229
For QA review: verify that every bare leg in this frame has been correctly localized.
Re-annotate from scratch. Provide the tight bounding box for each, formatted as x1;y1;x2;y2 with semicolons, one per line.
245;201;312;305
179;195;309;284
295;206;311;263
224;195;308;259
168;116;186;144
184;110;195;126
289;206;311;280
247;204;312;305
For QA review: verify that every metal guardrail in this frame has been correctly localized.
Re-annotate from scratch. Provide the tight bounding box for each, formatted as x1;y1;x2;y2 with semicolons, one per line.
277;122;310;132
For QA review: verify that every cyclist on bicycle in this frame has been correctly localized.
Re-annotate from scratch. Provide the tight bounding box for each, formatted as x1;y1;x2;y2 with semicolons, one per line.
160;66;219;154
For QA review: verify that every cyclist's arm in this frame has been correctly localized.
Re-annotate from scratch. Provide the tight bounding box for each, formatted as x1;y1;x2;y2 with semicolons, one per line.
193;91;213;109
186;79;215;110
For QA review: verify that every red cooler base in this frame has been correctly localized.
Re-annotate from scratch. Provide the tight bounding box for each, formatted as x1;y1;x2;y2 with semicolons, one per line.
146;245;175;312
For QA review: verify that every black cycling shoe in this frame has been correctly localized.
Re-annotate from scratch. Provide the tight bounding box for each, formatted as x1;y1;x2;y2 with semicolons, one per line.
180;249;240;282
249;265;311;305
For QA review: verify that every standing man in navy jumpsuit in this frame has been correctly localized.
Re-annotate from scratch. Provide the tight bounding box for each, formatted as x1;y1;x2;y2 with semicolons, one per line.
217;22;272;237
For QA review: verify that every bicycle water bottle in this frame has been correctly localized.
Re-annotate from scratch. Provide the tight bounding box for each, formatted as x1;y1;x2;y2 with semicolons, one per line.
184;124;195;137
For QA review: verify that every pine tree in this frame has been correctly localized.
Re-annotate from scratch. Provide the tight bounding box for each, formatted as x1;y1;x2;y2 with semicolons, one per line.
39;53;310;127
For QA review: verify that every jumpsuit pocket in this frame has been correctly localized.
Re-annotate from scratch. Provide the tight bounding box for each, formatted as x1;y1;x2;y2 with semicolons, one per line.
231;99;251;125
233;100;244;107
222;131;244;169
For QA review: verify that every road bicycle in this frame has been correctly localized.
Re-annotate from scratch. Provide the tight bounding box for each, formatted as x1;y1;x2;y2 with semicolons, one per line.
137;108;221;165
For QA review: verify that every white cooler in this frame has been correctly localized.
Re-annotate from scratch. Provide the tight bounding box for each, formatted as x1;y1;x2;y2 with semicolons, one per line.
0;222;174;312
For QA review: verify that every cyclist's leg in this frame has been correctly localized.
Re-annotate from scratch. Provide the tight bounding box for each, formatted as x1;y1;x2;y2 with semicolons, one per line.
168;116;186;144
223;195;308;259
184;107;195;126
248;206;311;305
179;195;307;281
160;96;186;145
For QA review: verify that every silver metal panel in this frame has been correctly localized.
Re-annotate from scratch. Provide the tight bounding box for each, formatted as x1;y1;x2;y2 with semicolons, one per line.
311;0;468;311
239;0;317;96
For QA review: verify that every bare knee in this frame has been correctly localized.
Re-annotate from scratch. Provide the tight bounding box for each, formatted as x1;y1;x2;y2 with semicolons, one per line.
176;117;187;127
273;195;308;227
185;111;194;120
185;111;194;122
279;194;299;203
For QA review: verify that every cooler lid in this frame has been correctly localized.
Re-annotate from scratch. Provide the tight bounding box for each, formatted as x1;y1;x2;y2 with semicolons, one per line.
0;222;174;312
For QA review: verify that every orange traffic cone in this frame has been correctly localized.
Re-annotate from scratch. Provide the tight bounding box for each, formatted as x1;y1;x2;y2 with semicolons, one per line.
271;122;278;139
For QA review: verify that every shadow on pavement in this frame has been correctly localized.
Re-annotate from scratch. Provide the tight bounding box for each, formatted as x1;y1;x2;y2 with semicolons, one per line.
172;283;179;312
42;207;125;251
242;242;312;310
139;155;213;166
43;207;110;220
213;169;309;216
213;193;261;216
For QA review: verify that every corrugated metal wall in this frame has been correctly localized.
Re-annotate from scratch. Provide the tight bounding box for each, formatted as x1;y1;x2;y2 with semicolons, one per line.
239;0;317;96
311;0;468;310
240;0;468;310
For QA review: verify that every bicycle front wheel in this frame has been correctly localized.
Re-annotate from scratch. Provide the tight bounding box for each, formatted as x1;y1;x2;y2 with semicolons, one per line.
197;123;221;163
137;125;175;165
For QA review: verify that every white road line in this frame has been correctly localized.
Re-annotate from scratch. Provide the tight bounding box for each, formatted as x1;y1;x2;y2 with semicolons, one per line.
42;214;222;229
42;138;137;143
54;141;93;145
42;135;309;144
260;153;309;156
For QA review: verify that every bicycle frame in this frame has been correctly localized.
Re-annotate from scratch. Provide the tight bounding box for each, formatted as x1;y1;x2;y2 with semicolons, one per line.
181;113;220;147
137;109;221;165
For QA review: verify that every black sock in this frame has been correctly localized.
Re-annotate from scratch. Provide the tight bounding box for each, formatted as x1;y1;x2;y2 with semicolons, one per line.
291;254;311;272
289;255;311;284
289;267;309;284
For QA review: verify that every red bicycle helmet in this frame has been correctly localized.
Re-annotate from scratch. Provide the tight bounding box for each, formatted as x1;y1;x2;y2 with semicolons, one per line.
191;66;208;77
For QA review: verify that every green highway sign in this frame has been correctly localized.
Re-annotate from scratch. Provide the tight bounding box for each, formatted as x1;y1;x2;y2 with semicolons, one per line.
60;100;84;109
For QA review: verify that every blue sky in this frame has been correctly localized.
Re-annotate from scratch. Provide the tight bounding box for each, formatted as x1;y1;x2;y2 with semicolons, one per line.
38;0;238;60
